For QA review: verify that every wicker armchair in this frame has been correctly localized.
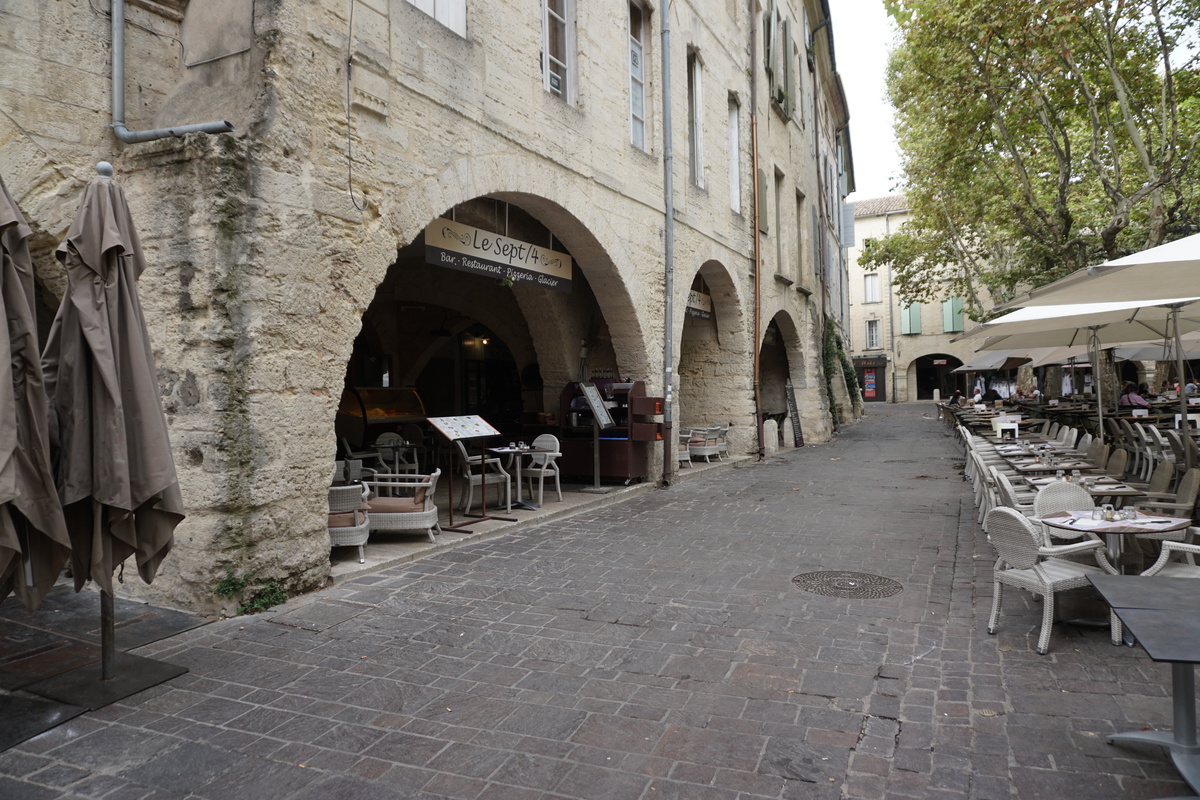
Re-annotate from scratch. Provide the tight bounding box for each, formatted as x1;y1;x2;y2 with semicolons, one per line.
677;428;693;469
328;483;370;563
687;427;721;463
453;440;510;513
985;507;1120;654
1033;480;1095;545
1141;536;1200;578
1134;468;1200;544
364;470;442;543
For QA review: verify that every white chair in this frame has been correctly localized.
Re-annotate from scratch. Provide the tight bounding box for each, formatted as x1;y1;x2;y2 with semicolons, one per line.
364;470;442;543
677;428;693;469
328;483;370;563
687;427;721;463
1033;480;1096;547
985;507;1120;654
1141;536;1200;578
715;424;730;460
524;433;563;506
453;440;511;513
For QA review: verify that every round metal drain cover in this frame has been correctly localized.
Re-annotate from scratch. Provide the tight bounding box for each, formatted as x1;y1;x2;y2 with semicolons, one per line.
791;571;903;599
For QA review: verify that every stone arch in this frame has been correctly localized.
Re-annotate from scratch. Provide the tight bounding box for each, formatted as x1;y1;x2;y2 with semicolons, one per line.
675;259;753;450
759;310;806;449
377;156;654;387
903;352;965;401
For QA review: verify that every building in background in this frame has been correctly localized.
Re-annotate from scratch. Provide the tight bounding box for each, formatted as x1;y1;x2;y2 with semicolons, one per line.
847;195;986;402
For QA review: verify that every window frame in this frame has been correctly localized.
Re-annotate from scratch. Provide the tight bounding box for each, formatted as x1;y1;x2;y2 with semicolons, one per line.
901;301;922;335
687;48;704;187
863;273;880;304
728;97;741;212
407;0;466;36
629;1;647;149
542;0;576;102
866;319;881;349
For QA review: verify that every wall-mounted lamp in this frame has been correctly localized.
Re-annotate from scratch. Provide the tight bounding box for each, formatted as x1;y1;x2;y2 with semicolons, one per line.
481;338;490;345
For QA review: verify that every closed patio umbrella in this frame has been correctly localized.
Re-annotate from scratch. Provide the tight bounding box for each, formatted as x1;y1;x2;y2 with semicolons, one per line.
43;165;184;595
0;175;71;611
41;164;184;685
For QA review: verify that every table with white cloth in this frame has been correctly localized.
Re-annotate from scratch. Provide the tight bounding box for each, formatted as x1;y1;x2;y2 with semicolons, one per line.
1040;511;1191;568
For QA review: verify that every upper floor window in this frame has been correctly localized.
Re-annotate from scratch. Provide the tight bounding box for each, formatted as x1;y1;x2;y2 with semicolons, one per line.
543;0;576;101
863;273;880;304
866;319;881;349
629;3;647;149
728;97;741;212
687;49;704;187
407;0;466;36
943;297;965;332
901;302;922;335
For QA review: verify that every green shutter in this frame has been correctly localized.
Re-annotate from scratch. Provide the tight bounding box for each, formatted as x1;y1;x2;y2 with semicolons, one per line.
942;297;963;332
902;302;922;334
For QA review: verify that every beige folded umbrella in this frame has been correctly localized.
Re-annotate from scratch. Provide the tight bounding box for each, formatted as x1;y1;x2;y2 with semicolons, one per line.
42;168;184;597
0;175;71;611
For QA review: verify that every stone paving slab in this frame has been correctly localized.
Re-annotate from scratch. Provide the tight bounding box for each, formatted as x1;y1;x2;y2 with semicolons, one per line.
0;404;1191;798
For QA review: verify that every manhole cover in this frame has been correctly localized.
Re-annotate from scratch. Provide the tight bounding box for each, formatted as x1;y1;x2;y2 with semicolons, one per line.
791;571;903;599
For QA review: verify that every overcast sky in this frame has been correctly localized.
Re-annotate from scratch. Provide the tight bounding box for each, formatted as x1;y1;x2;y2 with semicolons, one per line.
832;0;903;201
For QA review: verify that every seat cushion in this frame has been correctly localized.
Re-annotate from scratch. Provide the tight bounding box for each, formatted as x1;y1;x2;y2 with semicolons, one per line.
328;510;365;528
368;495;425;514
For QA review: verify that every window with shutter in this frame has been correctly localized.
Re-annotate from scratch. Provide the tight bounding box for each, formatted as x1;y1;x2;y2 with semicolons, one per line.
942;297;964;332
901;302;922;335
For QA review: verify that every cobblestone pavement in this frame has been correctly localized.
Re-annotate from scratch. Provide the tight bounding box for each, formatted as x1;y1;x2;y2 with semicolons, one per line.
1;404;1191;799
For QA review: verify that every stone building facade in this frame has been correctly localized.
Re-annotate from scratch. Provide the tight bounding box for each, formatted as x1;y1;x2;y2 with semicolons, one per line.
847;195;990;403
2;0;855;611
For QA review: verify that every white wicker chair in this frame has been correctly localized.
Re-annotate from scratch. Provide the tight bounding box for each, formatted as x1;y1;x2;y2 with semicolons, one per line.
1141;535;1200;578
687;427;721;463
1033;480;1095;545
1134;468;1200;544
677;428;693;469
328;483;370;563
985;507;1121;654
715;424;730;460
365;470;442;543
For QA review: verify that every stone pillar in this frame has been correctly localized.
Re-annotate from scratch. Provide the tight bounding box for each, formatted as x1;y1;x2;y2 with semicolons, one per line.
1044;366;1062;399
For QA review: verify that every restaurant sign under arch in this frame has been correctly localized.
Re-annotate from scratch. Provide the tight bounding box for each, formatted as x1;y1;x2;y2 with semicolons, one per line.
424;217;574;292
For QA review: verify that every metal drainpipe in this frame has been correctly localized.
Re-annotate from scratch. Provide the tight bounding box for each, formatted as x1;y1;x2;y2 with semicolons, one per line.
750;0;765;460
660;4;675;487
884;210;897;403
111;0;234;143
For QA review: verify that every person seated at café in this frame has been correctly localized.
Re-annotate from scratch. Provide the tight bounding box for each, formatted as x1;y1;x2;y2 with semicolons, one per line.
972;389;984;404
1030;386;1042;402
1119;381;1150;408
982;387;1003;403
1187;379;1198;395
1138;382;1154;399
948;389;964;406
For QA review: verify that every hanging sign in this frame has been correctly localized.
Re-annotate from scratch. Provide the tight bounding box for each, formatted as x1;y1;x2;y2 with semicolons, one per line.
686;290;713;319
425;218;573;292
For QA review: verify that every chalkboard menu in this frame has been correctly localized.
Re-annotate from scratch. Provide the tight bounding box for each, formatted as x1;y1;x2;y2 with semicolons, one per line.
785;382;804;446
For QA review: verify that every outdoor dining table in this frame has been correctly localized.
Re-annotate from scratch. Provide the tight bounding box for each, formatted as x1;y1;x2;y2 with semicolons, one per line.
1022;476;1146;504
1040;510;1191;568
1087;574;1200;796
1005;457;1095;473
486;445;552;512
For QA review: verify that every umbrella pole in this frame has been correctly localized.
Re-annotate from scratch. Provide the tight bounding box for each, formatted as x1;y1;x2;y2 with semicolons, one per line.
96;502;115;681
1173;305;1193;470
1091;328;1104;442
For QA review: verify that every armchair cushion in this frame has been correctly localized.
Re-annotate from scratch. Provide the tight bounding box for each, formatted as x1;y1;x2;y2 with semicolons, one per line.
328;510;367;527
368;495;426;514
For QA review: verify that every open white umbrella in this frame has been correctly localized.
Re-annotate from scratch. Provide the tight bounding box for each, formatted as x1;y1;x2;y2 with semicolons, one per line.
958;299;1200;442
951;350;1031;373
1000;232;1200;309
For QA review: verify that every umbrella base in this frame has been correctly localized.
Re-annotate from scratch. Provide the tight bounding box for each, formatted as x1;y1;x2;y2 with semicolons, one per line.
23;651;186;710
0;693;85;751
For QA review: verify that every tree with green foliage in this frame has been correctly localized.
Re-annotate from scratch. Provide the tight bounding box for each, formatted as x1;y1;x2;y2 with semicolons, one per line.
863;0;1200;315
